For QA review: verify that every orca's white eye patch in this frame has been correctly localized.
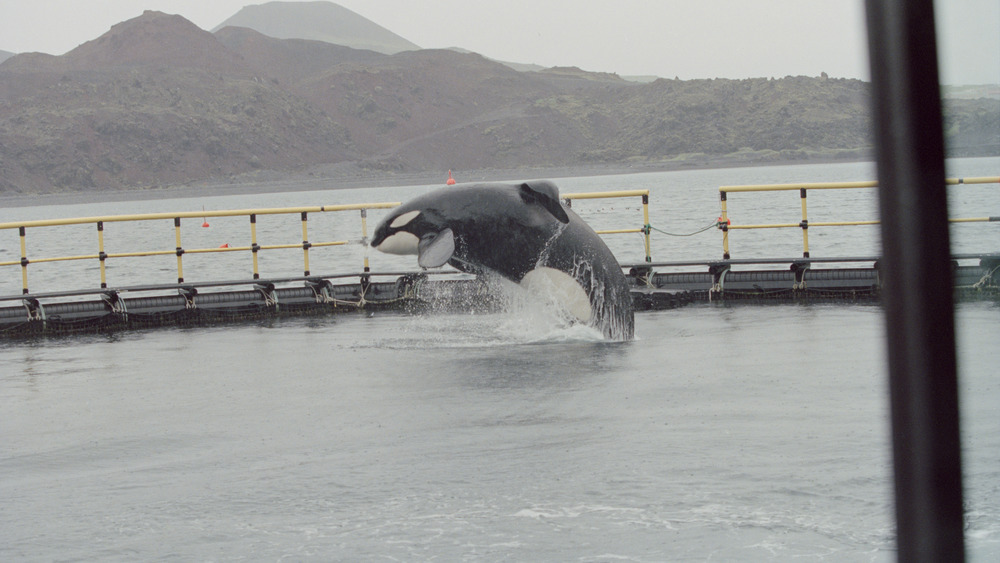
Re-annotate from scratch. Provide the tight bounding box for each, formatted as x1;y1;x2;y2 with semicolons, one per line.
390;210;421;229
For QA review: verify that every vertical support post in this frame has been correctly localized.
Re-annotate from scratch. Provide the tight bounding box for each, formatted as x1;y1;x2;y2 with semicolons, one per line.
18;226;29;294
641;193;652;262
97;221;107;288
360;208;371;296
174;217;184;283
250;214;260;280
865;0;965;560
800;188;810;258
719;191;731;259
360;209;370;275
301;212;311;277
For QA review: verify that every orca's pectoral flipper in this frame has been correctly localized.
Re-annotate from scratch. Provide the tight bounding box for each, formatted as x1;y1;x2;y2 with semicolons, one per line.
417;228;455;268
519;181;570;224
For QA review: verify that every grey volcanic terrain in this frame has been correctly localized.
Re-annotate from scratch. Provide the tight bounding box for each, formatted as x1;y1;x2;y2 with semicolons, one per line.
0;3;996;195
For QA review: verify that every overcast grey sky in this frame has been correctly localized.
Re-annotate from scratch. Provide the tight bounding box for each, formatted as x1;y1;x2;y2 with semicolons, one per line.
0;0;997;85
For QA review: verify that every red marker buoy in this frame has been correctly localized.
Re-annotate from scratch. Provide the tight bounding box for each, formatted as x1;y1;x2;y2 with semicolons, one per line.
219;243;229;248
446;170;456;185
202;206;210;228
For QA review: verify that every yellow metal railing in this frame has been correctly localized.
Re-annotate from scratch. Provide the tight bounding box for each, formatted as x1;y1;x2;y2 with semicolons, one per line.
0;203;400;295
717;177;999;259
564;189;652;262
1;190;651;295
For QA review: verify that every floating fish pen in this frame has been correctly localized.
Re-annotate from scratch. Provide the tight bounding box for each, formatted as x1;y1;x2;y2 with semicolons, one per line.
627;253;1000;308
2;178;997;338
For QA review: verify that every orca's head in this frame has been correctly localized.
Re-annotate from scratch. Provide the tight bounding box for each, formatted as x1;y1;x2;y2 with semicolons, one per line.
371;181;570;269
371;203;456;269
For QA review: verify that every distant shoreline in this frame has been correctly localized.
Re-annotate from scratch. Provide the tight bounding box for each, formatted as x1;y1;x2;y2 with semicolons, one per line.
0;154;881;210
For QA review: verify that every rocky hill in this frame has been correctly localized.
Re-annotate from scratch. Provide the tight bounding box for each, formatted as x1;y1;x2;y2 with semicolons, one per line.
0;12;351;194
0;9;996;195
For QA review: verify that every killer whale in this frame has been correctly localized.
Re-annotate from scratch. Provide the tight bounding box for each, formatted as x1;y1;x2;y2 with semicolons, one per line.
370;180;635;340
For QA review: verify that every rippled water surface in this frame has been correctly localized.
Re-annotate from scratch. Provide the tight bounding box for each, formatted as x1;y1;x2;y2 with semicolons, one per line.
2;159;998;561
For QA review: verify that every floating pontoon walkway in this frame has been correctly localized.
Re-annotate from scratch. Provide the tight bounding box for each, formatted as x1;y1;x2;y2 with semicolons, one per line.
2;178;997;337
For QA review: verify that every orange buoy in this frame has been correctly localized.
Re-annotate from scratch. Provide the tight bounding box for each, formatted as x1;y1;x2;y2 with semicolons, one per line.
202;206;210;227
219;243;229;248
446;170;456;185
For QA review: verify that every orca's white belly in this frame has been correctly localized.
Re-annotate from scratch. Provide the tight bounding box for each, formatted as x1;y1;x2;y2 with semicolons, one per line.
520;267;592;323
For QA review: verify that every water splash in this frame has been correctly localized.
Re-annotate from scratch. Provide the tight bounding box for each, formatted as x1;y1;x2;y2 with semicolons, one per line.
494;274;606;344
534;220;569;269
379;273;608;348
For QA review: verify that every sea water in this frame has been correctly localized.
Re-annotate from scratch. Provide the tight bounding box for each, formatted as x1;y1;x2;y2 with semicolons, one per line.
1;158;998;561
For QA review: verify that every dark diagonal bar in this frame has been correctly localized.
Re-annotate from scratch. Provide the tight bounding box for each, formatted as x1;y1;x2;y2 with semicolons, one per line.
864;0;965;561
